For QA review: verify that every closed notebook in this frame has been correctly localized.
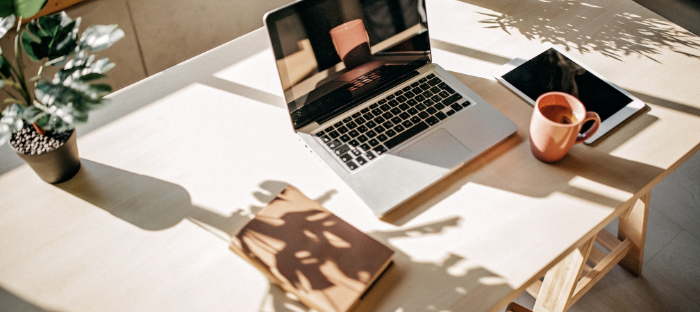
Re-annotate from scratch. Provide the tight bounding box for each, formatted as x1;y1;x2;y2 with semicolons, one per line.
230;186;394;312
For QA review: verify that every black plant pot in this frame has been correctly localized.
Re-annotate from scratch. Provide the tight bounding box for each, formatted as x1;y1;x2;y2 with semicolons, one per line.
14;129;81;184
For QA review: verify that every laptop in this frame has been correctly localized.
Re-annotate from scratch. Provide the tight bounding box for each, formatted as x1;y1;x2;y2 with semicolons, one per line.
264;0;517;216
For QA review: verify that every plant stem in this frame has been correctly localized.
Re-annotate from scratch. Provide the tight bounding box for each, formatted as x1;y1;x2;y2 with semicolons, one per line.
1;86;21;102
36;59;47;85
2;79;29;103
32;123;45;135
13;16;33;108
3;53;22;84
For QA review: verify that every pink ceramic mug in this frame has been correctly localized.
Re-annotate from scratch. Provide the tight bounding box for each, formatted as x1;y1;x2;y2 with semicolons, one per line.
529;92;601;163
330;19;371;70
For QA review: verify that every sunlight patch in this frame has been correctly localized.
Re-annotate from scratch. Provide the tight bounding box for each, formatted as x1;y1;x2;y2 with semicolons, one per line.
213;49;283;98
580;3;602;8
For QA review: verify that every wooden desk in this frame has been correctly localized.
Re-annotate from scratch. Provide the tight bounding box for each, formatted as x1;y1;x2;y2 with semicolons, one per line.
1;0;699;311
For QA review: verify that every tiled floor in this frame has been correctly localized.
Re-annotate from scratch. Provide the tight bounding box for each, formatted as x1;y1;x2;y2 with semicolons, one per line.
1;0;699;311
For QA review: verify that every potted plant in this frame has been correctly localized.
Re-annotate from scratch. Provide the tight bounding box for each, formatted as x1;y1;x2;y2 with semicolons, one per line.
0;0;124;183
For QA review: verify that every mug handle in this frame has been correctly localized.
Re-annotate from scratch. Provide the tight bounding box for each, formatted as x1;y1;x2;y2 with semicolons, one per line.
575;112;601;144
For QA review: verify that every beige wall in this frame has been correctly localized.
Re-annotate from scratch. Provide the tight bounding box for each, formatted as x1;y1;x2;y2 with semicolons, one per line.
0;0;294;174
0;0;295;92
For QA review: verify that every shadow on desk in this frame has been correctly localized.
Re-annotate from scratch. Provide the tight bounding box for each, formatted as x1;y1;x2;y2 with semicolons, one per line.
358;220;515;312
383;73;665;225
56;161;334;237
56;160;249;233
465;0;700;62
54;160;513;312
0;286;58;312
249;216;514;312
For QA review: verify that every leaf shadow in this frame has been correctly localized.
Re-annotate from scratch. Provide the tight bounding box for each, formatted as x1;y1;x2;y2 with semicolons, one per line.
55;161;514;312
468;0;700;62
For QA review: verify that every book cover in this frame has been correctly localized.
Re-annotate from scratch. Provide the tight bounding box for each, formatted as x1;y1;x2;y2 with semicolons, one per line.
231;186;394;312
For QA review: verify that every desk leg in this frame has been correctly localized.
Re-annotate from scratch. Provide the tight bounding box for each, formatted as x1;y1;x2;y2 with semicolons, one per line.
617;191;650;276
533;237;595;312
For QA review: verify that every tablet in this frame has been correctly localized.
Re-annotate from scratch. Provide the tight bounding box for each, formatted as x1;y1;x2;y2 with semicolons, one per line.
493;43;645;144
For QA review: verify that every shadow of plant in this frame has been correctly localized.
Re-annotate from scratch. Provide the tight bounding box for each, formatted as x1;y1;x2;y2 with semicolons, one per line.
54;160;512;311
474;0;700;61
235;186;396;312
242;185;512;312
0;287;59;312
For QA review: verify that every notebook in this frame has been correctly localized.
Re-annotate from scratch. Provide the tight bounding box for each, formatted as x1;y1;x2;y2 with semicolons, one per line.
231;186;394;312
264;0;517;216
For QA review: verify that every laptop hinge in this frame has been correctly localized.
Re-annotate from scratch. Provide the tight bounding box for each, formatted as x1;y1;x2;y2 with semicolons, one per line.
315;69;421;125
297;122;320;134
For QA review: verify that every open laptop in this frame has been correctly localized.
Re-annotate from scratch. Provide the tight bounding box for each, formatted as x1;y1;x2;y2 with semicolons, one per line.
264;0;517;216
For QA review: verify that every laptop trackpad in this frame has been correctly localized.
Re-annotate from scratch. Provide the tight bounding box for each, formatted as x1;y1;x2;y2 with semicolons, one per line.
398;129;473;169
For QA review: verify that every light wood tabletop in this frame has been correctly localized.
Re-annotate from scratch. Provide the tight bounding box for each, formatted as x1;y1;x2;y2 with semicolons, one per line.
1;0;699;311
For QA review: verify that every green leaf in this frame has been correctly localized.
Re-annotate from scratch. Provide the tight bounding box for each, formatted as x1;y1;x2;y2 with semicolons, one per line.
49;105;79;125
0;3;13;19
88;57;115;74
1;103;24;130
34;80;57;105
22;105;44;123
0;55;12;79
21;31;43;61
0;0;47;19
21;12;79;61
53;20;80;54
0;104;26;145
34;76;112;130
77;73;106;82
0;15;15;39
53;115;75;132
88;83;112;97
14;0;48;18
33;113;49;129
79;24;124;52
0;124;11;146
54;49;88;68
54;56;114;82
55;64;86;81
4;98;23;104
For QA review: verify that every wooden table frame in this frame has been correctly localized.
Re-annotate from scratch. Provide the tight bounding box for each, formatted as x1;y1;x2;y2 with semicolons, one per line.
529;190;650;312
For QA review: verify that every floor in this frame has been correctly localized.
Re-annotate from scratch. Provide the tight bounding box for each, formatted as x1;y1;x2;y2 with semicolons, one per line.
1;0;699;311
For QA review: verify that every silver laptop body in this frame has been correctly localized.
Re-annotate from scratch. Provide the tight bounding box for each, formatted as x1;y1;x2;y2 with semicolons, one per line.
265;0;517;216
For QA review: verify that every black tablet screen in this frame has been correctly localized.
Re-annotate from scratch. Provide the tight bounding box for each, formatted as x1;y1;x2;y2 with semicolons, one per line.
502;48;632;121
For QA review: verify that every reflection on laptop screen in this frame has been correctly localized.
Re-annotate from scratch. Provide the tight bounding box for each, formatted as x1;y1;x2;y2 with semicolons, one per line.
267;0;431;129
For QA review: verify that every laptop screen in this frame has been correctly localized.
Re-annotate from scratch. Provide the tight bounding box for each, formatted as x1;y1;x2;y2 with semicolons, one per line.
266;0;431;130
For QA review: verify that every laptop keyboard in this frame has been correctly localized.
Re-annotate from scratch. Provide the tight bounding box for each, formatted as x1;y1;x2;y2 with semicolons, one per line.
314;73;473;172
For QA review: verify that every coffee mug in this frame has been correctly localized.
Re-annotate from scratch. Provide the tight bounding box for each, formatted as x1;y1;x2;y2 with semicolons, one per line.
529;92;601;163
330;19;371;70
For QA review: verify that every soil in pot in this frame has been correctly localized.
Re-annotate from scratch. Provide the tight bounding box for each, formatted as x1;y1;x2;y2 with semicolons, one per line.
10;123;81;184
10;124;72;155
